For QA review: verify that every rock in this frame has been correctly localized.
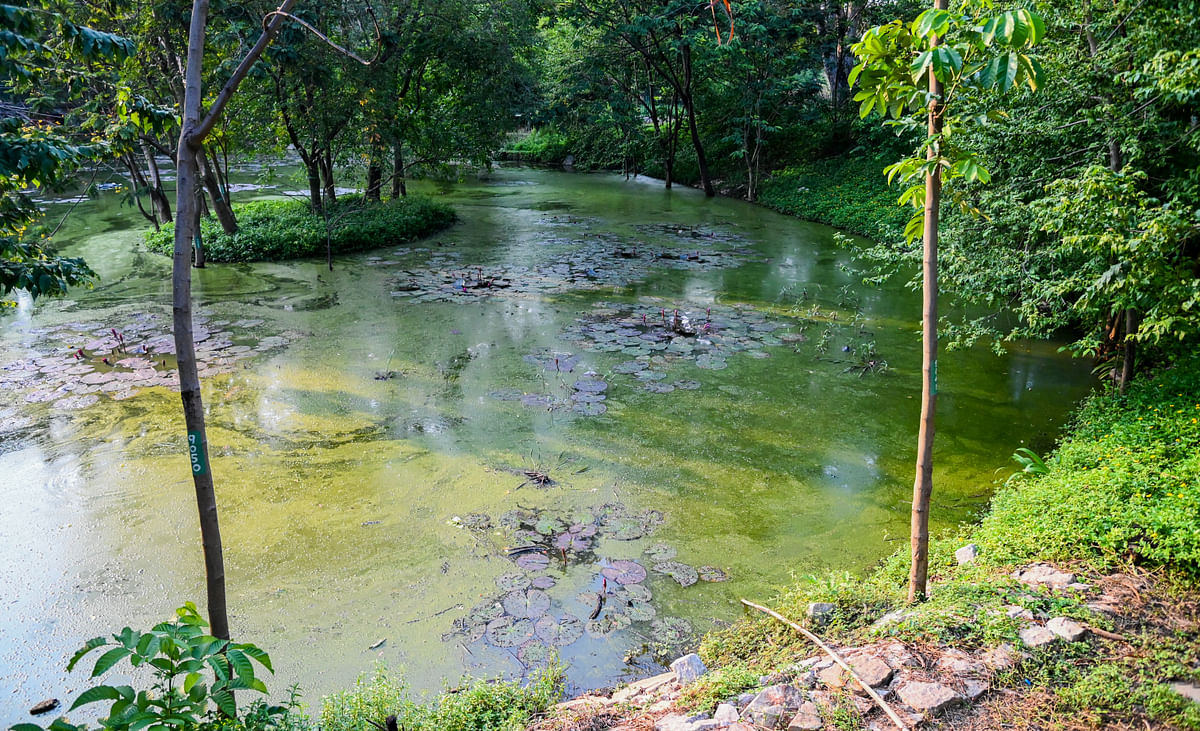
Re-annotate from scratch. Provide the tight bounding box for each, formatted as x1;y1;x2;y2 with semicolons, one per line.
671;653;709;685
895;681;964;715
612;671;676;703
743;684;806;729
981;643;1023;671
1019;625;1058;649
1013;564;1076;590
736;692;756;710
935;649;987;677
961;677;989;700
714;703;740;725
647;699;675;713
1067;582;1092;592
1046;617;1088;642
1004;605;1034;621
807;602;836;625
29;699;59;715
787;702;824;730
955;544;979;565
871;609;913;630
1170;682;1200;704
818;656;893;693
655;714;695;731
555;695;611;712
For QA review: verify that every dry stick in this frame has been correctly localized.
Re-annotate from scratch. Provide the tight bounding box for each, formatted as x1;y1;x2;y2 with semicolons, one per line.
740;599;910;731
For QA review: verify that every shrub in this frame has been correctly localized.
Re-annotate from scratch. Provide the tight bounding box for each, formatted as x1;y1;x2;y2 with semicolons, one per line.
504;128;571;164
143;195;456;263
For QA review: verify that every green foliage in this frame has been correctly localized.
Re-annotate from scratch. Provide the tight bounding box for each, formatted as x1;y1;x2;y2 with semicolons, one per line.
319;665;564;731
14;603;275;731
504;129;571;164
143;197;456;263
758;156;910;244
676;665;759;714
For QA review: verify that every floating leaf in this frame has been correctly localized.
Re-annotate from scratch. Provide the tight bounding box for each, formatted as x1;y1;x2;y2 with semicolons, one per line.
534;516;566;536
535;614;584;646
515;553;551;571
616;584;653;603
653;561;698;587
650;617;692;646
503;589;551;619
530;575;557;590
573;379;608;393
643;542;676;561
518;641;554;666
469;600;505;624
627;601;657;622
485;616;535;648
553;532;591;552
586;613;631;638
643;382;675;394
601;560;647;585
573;402;607;415
606;517;646;541
698;566;728;582
495;572;531;592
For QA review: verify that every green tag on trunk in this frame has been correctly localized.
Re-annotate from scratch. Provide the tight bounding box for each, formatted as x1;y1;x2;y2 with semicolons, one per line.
931;359;938;395
187;431;207;476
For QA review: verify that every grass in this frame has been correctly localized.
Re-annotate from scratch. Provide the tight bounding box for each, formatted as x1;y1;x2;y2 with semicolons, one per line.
699;359;1200;729
318;665;564;731
143;195;456;263
502;129;571;165
757;154;910;244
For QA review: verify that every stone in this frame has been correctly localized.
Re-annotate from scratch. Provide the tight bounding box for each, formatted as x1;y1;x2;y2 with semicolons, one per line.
955;543;979;565
743;684;806;729
981;643;1023;671
935;649;987;677
1046;617;1088;642
871;609;913;630
895;681;964;715
962;677;989;701
787;702;824;730
736;692;756;710
818;656;893;693
807;602;836;625
29;699;59;715
1013;564;1076;590
655;714;695;731
613;671;676;702
672;653;709;685
555;696;611;712
647;700;675;713
714;703;740;725
1170;682;1200;704
1004;605;1034;621
1019;625;1058;649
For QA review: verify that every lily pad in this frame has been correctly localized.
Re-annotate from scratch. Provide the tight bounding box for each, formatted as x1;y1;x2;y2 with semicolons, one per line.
601;560;647;585
573;379;608;393
643;542;677;561
672;380;701;390
459;513;492;530
643;382;675;394
534;515;567;536
586;613;631;638
518;641;554;666
653;561;699;587
573;402;607;416
499;509;538;529
515;553;551;571
530;575;557;590
503;589;551;619
488;388;525;401
469;600;505;624
650;617;693;646
535;614;584;646
485;616;535;648
495;572;531;592
606;516;646;541
616;584;653;603
627;601;657;622
698;566;729;582
613;360;646;374
634;370;665;381
553;532;591;552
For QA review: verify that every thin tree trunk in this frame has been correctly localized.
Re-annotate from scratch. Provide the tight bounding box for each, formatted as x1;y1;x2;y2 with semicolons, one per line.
173;0;297;641
143;141;173;224
1119;309;1137;393
320;148;337;204
392;144;407;198
198;148;238;235
366;139;383;202
125;154;158;228
680;47;714;197
907;0;946;605
193;184;206;268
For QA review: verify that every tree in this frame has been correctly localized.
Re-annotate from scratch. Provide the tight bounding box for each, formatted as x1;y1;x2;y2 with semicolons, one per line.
0;3;134;304
171;0;299;640
851;1;1045;601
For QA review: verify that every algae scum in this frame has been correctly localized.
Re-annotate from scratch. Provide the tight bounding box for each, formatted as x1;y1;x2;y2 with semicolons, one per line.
0;168;1092;718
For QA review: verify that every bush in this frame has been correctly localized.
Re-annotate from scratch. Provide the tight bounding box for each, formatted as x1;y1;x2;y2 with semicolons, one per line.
319;665;564;731
503;128;571;165
143;195;456;263
757;155;910;243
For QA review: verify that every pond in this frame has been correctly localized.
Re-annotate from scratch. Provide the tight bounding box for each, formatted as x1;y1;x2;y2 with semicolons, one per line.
0;166;1093;719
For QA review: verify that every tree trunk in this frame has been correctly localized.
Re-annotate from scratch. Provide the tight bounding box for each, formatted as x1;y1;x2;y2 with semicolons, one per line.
366;141;383;202
172;0;297;641
174;0;229;642
124;154;159;228
143;141;173;224
1119;309;1137;394
392;144;407;198
192;184;206;268
198;148;238;235
320;148;337;205
680;47;714;197
907;0;946;605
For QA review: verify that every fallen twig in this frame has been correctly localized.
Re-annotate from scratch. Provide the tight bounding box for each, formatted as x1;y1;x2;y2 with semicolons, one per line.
740;598;910;731
1084;624;1127;641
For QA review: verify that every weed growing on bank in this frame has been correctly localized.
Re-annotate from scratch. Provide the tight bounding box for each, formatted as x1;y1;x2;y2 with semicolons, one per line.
757;157;909;244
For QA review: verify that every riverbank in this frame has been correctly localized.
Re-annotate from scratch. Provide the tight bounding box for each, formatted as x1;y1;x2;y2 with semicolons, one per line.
142;195;455;263
537;359;1200;729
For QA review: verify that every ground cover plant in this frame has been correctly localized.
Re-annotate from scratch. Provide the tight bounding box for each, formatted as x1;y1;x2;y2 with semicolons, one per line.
143;196;456;263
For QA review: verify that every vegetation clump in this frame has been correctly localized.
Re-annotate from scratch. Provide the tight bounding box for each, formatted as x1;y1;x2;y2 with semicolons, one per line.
143;196;456;263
